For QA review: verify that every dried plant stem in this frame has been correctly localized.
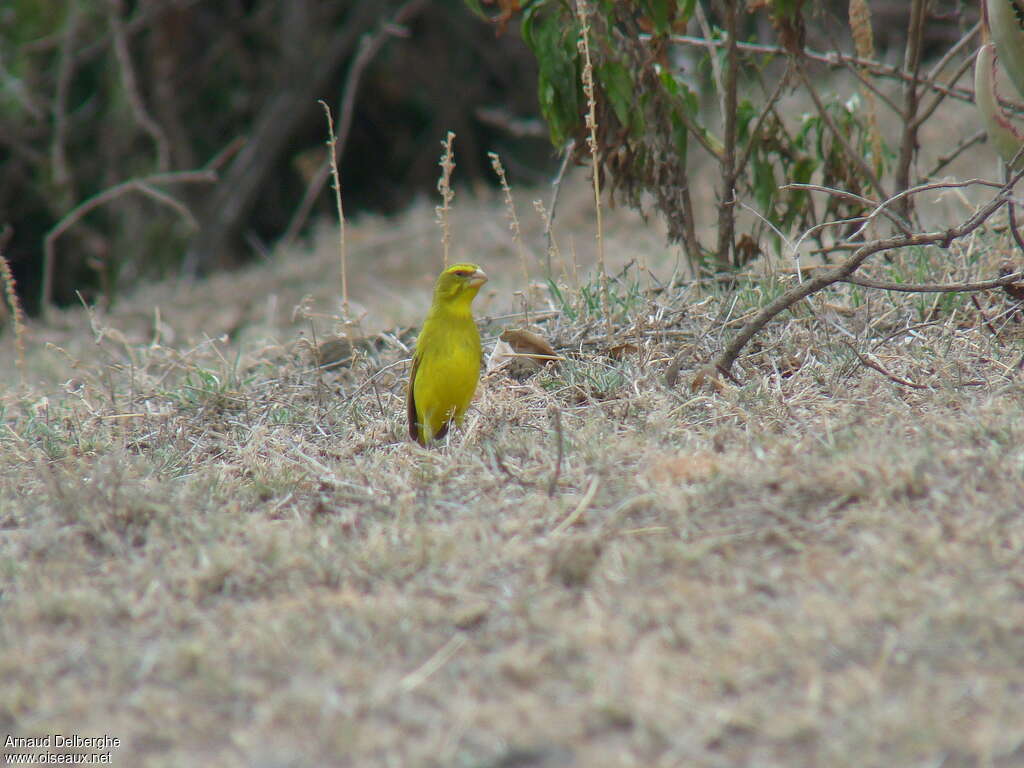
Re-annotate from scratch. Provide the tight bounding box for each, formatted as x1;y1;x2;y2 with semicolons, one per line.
283;0;427;246
893;0;927;222
489;152;530;310
715;0;739;268
0;250;26;386
436;132;456;269
841;271;1024;293
319;100;349;318
844;342;927;389
538;140;575;279
575;0;612;340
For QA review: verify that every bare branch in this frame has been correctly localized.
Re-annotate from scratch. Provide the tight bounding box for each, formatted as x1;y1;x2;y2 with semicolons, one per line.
841;271;1024;293
715;0;740;267
51;0;80;205
42;170;217;314
282;0;429;246
781;183;912;234
927;130;987;178
913;53;975;131
710;168;1024;378
662;34;1012;111
736;60;791;175
794;58;889;203
107;0;171;170
844;342;927;389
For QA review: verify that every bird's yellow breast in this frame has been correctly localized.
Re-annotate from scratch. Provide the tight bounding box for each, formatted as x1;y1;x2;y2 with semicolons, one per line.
412;311;481;441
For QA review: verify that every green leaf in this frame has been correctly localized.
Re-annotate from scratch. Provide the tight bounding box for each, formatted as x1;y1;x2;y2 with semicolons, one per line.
522;4;581;146
597;59;636;132
640;0;672;35
735;99;757;144
752;156;776;214
462;0;487;18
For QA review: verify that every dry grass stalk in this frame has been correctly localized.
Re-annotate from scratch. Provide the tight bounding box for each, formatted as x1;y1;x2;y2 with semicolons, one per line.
575;0;612;340
849;0;883;174
436;131;456;268
533;199;564;282
488;152;531;311
0;250;26;385
319;100;350;319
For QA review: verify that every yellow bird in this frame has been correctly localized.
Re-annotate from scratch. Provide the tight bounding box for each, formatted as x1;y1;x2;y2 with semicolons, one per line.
408;263;488;445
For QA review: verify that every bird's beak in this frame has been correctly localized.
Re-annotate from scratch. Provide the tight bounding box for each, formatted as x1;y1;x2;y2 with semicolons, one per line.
469;268;488;288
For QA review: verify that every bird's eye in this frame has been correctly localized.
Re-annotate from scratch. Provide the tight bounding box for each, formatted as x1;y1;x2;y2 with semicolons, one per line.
453;270;470;277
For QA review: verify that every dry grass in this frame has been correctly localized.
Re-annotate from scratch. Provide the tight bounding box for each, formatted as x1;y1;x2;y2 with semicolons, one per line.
3;132;1024;765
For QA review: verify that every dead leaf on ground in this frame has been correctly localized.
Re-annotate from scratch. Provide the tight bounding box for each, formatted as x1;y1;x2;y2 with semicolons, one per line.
487;328;559;379
691;364;726;393
609;342;640;359
999;261;1024;301
778;353;803;378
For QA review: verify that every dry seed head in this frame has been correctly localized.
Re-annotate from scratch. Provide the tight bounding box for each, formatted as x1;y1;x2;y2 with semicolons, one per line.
489;152;531;301
0;250;26;386
436;131;456;268
848;0;883;173
574;0;612;339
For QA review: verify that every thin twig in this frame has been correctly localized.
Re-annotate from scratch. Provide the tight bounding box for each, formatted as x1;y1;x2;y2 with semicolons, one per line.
398;634;466;693
841;271;1024;293
736;59;791;175
1010;202;1024;256
319;101;349;318
927;130;987;178
971;294;1002;341
892;0;927;223
42;170;217;313
662;34;1008;110
714;0;739;267
794;58;888;203
51;0;80;204
848;178;1005;241
107;0;170;170
282;0;428;245
844;342;927;389
542;139;575;277
552;477;599;535
912;20;981;131
913;54;974;131
844;58;903;116
781;183;911;234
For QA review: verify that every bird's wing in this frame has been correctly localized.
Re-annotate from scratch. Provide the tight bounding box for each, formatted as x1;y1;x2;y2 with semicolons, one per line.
407;353;421;442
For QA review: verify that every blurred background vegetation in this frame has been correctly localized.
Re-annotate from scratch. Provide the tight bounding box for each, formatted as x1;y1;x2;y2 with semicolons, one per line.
0;0;974;315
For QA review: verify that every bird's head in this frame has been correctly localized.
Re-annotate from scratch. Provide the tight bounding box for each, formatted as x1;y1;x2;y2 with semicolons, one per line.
433;263;488;305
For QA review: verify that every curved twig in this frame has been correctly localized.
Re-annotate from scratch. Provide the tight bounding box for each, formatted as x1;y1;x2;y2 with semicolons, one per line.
711;169;1024;378
841;271;1024;293
42;170;217;314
